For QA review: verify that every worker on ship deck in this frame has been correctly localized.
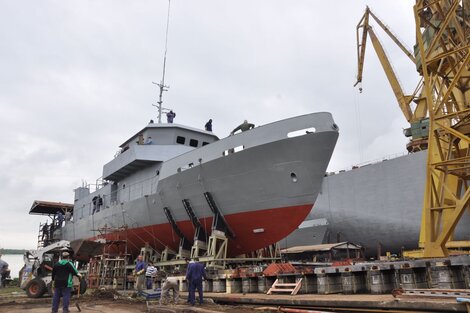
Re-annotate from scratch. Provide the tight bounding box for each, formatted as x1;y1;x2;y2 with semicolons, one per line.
144;136;153;145
230;120;254;135
205;119;213;132
166;110;176;123
137;133;144;145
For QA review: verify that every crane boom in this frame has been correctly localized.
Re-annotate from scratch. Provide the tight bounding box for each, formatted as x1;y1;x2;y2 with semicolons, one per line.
355;3;470;258
355;6;428;153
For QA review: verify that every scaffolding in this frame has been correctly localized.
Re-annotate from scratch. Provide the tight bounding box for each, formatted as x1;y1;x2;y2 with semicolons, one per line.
87;225;130;290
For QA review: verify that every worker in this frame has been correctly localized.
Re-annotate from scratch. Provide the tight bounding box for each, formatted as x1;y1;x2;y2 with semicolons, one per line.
166;110;176;123
133;255;146;293
41;223;50;245
92;196;98;214
205;119;213;132
230;120;254;135
159;276;179;305
144;136;153;145
138;133;144;145
57;212;64;227
185;257;207;305
51;251;81;313
145;262;157;289
64;211;72;223
0;255;10;288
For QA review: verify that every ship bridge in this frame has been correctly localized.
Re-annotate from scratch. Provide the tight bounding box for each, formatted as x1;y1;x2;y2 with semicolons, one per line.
103;123;219;182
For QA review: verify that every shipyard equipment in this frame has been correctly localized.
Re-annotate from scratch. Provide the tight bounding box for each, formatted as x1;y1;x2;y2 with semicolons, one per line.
414;0;470;257
20;239;102;297
356;2;470;257
355;6;429;153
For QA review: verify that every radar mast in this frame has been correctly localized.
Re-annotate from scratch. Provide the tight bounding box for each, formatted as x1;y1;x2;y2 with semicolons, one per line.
153;0;172;123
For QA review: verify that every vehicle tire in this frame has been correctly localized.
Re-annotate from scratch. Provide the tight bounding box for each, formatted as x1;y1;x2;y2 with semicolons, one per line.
25;278;47;298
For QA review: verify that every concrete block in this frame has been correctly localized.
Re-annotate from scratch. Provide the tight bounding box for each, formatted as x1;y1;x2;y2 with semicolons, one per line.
368;270;395;294
317;273;342;294
242;277;258;294
226;278;242;293
341;271;367;294
212;279;226;293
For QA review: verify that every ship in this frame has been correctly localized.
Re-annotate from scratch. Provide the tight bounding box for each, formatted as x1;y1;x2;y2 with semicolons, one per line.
30;112;339;258
281;150;470;256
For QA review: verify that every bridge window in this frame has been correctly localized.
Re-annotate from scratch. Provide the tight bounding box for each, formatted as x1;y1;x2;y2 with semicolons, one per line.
189;139;198;147
176;136;186;145
202;142;209;146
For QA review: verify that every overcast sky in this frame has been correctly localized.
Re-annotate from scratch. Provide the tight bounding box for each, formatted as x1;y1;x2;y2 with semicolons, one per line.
0;1;417;249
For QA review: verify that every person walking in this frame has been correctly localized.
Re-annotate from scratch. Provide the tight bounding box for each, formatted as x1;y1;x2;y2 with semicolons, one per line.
51;251;81;313
159;276;179;305
145;262;157;289
185;257;207;305
134;255;146;293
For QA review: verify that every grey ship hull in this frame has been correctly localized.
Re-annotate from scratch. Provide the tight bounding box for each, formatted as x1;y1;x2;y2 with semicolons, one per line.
282;150;470;255
61;113;339;257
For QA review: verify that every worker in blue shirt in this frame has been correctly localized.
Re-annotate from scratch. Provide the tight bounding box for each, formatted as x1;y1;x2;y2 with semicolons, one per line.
185;257;207;305
134;255;146;292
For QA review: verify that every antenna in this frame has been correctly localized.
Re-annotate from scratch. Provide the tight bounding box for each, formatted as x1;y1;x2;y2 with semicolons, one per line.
153;0;172;124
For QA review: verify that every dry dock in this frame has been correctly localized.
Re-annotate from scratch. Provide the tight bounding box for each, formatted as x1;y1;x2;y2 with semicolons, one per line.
208;292;468;312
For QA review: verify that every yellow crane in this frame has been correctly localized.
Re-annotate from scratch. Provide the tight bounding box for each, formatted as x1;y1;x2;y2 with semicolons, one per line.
355;6;428;153
414;0;470;257
356;2;470;257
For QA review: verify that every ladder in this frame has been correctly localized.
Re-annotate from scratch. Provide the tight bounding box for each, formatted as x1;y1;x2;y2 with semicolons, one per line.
267;278;302;295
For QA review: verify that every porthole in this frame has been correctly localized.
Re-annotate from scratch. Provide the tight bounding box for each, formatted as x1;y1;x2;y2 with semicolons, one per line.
291;173;298;183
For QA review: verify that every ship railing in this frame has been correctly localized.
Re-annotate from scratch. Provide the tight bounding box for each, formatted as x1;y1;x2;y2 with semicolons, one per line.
84;177;107;193
326;151;408;176
78;174;159;218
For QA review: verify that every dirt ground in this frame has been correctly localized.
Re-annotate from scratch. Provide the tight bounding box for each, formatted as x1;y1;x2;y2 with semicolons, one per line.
1;302;257;313
0;296;263;313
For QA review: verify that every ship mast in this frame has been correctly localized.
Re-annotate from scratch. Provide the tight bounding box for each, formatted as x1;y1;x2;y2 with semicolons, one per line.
152;0;171;123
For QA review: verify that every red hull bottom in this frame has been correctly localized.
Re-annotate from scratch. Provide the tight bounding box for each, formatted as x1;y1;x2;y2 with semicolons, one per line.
92;204;312;257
